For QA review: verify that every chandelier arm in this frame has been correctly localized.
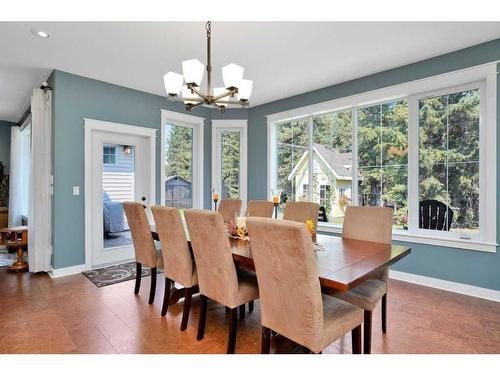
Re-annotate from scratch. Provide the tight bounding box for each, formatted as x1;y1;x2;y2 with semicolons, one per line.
188;84;209;102
212;90;235;102
186;101;206;111
169;96;204;103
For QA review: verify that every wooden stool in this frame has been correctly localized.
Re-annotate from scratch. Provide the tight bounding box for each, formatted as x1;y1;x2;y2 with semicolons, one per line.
0;226;28;272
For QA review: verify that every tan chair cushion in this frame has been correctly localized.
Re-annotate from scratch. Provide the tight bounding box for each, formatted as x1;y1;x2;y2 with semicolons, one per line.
322;294;364;348
151;206;197;287
218;199;242;223
331;279;387;311
184;209;258;309
236;268;260;305
283;201;320;232
247;217;362;353
245;200;274;218
123;202;159;268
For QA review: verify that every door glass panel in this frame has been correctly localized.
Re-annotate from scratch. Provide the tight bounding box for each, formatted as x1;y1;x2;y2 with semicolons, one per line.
221;131;240;199
164;123;193;209
103;143;135;248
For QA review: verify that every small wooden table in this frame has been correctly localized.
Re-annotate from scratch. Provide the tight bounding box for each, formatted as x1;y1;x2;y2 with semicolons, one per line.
0;226;28;272
151;231;411;301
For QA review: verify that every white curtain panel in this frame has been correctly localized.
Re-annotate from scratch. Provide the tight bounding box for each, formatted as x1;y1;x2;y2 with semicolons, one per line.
8;126;23;226
28;88;52;273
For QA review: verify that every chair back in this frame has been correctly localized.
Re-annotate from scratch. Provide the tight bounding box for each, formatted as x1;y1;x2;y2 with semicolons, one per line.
342;206;393;244
247;217;324;352
245;200;274;218
419;199;453;231
184;209;239;307
218;198;242;223
123;202;157;268
151;206;194;287
283;202;320;232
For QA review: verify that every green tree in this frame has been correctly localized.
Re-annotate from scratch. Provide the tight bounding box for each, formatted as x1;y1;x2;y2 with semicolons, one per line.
165;125;193;182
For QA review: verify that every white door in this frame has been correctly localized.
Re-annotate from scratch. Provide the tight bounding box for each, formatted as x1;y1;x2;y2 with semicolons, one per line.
86;122;155;268
211;120;247;212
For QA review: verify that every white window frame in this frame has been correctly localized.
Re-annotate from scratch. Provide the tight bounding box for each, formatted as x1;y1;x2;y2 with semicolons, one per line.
103;145;117;165
160;109;205;209
267;63;497;253
211;119;248;213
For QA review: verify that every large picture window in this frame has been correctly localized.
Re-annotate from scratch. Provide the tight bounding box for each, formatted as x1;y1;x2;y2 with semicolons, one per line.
267;64;496;252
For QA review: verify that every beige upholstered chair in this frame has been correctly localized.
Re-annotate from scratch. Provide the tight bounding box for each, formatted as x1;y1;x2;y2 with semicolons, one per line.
151;206;198;331
246;217;363;354
123;202;163;304
283;201;320;232
330;206;393;354
184;209;259;354
245;200;274;218
218;198;242;223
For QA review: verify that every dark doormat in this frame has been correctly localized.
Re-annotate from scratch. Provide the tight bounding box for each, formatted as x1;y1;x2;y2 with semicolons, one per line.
82;261;163;288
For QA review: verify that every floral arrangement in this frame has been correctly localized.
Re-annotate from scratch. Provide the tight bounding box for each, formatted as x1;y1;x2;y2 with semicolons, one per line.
305;219;315;235
395;210;408;230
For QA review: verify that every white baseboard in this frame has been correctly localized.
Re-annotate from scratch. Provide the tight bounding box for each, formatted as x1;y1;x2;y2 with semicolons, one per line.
49;264;88;278
389;270;500;302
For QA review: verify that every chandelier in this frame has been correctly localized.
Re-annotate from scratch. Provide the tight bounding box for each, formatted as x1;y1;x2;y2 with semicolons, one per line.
163;21;252;112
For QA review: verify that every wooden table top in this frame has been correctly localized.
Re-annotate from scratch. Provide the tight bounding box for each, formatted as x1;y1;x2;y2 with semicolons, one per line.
0;225;28;233
151;230;411;292
228;234;410;292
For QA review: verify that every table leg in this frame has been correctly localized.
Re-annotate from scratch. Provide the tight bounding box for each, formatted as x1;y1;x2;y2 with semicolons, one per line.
7;244;28;272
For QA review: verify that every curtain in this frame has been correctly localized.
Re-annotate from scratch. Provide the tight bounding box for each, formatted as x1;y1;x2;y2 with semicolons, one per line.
8;126;23;226
28;88;52;273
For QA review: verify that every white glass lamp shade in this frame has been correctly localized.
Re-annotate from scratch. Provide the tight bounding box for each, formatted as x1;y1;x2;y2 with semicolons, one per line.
181;85;199;105
237;79;253;101
164;72;184;96
182;59;204;86
213;87;228;107
222;63;244;89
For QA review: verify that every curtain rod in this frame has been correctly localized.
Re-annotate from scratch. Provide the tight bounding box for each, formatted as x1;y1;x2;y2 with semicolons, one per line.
17;82;52;127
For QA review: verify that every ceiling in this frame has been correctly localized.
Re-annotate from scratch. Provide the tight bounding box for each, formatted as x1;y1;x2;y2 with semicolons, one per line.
1;21;500;122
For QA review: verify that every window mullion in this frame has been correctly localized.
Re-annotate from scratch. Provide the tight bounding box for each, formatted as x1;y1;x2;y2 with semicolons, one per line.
407;95;419;231
351;108;359;206
307;116;314;201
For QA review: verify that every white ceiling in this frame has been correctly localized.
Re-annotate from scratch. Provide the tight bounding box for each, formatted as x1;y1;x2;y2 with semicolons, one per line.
1;22;500;122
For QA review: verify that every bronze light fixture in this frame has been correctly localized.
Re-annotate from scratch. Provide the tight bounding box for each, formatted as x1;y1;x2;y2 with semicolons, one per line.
163;22;252;112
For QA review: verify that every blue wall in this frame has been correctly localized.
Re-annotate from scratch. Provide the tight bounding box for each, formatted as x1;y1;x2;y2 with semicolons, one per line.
0;120;14;174
247;38;500;291
51;70;245;268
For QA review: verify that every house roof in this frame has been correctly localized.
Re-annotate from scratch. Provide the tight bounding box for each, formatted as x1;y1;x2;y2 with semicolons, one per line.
287;144;353;181
165;175;191;186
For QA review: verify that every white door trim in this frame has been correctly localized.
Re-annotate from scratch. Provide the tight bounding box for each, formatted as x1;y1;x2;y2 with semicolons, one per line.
211;119;248;213
83;118;157;270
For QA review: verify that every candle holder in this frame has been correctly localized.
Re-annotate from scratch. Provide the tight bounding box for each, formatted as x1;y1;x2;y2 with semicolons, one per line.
271;189;282;219
211;188;219;211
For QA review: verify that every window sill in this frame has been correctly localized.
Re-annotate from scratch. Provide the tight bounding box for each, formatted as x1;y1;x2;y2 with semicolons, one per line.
317;223;497;253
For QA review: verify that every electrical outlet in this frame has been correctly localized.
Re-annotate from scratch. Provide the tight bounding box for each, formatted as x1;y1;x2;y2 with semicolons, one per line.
73;186;80;196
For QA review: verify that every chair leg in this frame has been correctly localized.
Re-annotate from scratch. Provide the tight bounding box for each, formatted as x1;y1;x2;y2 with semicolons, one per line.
148;267;157;304
351;324;362;354
225;306;230;314
180;287;193;331
382;293;387;334
239;304;246;320
134;262;142;294
364;310;372;354
249;301;254;313
227;307;238;354
161;278;172;316
197;295;208;341
261;326;271;354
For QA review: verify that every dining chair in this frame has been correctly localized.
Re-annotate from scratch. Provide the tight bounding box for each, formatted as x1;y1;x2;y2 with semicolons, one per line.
184;209;259;354
123;202;163;304
218;198;242;223
151;206;198;331
245;200;274;218
283;201;320;232
246;217;363;354
329;206;393;354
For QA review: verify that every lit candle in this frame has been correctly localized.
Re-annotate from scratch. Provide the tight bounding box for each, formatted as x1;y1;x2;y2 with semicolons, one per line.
272;196;279;204
213;192;219;201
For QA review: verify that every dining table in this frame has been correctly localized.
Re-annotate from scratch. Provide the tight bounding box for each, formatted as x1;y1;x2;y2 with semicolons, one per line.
151;230;411;304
